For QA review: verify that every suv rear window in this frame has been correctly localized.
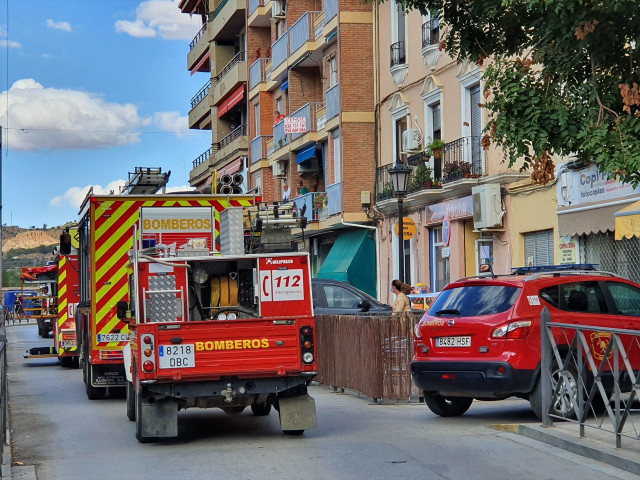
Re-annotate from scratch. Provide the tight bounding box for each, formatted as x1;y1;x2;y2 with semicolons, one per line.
429;285;520;317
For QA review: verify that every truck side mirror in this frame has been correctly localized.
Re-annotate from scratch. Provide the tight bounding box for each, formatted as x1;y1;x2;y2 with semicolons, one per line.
116;301;130;322
60;233;72;255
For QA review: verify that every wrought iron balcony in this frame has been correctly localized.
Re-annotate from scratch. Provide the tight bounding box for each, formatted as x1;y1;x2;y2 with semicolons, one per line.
390;41;406;68
214;51;246;84
421;18;440;48
190;22;208;50
219;124;248;149
375;162;442;202
191;79;212;109
442;136;484;182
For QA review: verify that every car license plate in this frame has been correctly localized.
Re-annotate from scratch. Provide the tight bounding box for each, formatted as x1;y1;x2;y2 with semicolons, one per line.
159;344;195;369
97;333;129;342
436;336;471;347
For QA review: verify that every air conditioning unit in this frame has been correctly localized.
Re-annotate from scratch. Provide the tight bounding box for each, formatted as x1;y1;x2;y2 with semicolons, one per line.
272;160;287;178
402;129;422;152
272;0;286;17
297;157;319;174
472;183;503;229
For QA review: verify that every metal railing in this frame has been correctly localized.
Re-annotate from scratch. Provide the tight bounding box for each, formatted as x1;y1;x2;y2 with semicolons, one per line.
272;31;289;70
290;102;323;140
219;124;248;149
540;307;640;449
273;119;290;152
390;41;406;68
375;162;443;202
421;18;440;48
327;182;341;216
249;57;270;90
442;136;483;182
189;22;208;50
212;0;229;19
325;0;338;22
290;12;322;54
190;78;212;109
292;192;321;222
214;51;246;83
250;135;271;164
326;83;340;120
192;144;215;168
249;0;263;16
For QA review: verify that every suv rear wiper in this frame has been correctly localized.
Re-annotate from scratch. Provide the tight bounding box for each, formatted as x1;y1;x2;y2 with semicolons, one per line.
433;309;461;316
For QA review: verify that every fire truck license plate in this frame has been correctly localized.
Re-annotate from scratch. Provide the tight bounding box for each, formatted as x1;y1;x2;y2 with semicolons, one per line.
436;336;471;347
159;344;195;369
97;333;129;342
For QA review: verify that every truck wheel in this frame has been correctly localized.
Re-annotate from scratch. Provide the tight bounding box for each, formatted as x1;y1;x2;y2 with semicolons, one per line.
135;392;158;443
423;392;473;417
251;403;272;416
126;381;135;421
59;356;72;368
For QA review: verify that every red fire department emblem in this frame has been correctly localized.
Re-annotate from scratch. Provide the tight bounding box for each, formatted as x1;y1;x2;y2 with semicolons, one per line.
590;331;613;361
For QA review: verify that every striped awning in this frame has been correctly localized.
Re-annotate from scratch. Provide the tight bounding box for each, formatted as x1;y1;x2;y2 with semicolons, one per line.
218;85;244;117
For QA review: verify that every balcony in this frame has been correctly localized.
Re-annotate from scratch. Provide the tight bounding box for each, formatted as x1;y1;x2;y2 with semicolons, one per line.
215;124;249;165
325;83;340;121
212;51;247;105
290;102;323;144
190;144;218;185
271;119;290;157
249;57;271;92
421;18;441;69
390;40;408;86
188;79;213;129
250;135;271;164
289;11;322;55
272;31;288;73
248;0;272;27
326;182;341;217
442;136;484;182
293;192;324;223
210;0;245;42
325;0;338;23
187;22;210;73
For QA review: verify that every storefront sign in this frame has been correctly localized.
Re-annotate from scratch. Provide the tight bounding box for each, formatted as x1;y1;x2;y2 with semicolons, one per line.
394;217;416;240
558;235;579;264
425;196;474;224
557;164;640;208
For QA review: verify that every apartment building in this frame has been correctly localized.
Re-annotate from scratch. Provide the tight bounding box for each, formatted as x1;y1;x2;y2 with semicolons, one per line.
373;2;563;304
180;0;380;297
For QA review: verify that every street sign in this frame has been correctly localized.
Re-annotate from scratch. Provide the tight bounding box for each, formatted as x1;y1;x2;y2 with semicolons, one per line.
394;217;416;240
442;216;451;246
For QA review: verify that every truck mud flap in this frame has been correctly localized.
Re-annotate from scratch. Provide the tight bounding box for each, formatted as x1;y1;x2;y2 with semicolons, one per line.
278;394;317;431
140;398;178;438
91;363;126;386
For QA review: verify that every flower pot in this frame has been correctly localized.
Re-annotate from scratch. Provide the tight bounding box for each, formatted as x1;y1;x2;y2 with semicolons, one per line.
432;148;442;160
424;181;433;188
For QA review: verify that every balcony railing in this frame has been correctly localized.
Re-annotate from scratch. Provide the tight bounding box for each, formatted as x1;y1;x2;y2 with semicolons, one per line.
214;51;246;83
421;18;440;48
325;0;338;22
327;182;341;216
192;144;215;169
289;12;322;54
189;22;207;50
219;124;248;149
212;0;229;19
272;31;289;70
248;0;263;16
290;102;323;141
250;135;271;164
375;162;443;202
390;41;406;68
273;119;290;152
249;57;270;90
442;136;483;182
326;83;340;120
293;192;324;222
191;79;212;109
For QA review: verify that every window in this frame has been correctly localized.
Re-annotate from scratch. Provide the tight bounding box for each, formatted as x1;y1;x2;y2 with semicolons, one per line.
524;230;554;266
395;116;407;164
558;282;607;313
429;285;521;317
329;56;337;87
430;226;450;292
606;281;640;316
323;285;360;309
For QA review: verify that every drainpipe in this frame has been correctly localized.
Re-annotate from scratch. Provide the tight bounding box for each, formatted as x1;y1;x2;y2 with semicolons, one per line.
340;219;381;301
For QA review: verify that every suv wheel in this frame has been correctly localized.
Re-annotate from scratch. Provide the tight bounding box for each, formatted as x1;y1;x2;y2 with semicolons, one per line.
530;359;580;420
424;392;473;417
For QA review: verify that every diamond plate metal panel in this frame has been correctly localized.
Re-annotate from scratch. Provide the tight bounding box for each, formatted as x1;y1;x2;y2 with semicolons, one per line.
147;275;180;322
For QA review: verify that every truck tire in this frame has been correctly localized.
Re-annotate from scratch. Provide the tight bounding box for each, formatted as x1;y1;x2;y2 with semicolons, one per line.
251;403;272;416
126;381;135;421
423;392;473;417
135;391;158;443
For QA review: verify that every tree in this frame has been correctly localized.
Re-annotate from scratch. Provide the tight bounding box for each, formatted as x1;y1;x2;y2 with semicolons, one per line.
383;0;640;185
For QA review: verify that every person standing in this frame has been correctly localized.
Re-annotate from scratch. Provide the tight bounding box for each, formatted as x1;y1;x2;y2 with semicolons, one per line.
296;179;310;195
391;279;412;315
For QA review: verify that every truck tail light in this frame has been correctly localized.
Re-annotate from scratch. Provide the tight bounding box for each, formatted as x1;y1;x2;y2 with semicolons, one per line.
143;361;154;372
300;326;314;364
491;319;533;339
141;333;155;372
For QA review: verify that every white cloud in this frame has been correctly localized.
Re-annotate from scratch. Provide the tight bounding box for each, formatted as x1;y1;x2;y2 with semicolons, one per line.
115;0;200;40
46;19;72;32
166;185;195;193
51;180;127;208
153;111;188;136
1;79;148;151
0;39;21;48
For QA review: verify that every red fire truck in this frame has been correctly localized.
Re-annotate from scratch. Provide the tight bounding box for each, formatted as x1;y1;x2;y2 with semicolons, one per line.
77;190;255;400
118;206;317;442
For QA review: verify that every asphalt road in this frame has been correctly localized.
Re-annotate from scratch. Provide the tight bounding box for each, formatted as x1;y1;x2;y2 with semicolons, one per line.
6;323;636;480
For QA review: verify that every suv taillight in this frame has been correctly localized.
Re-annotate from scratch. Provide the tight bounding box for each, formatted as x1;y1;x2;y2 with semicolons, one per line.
491;319;532;339
414;321;423;340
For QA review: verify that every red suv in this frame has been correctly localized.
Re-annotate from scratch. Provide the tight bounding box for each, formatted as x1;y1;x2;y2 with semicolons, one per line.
411;265;640;419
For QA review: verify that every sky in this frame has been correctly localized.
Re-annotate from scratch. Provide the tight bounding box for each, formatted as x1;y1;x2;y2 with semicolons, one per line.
0;0;210;228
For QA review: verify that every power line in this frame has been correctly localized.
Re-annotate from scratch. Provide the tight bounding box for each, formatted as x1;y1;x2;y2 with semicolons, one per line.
5;127;204;135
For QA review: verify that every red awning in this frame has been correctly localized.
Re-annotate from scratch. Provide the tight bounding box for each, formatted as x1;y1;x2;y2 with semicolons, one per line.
191;51;210;76
217;158;242;176
218;85;245;118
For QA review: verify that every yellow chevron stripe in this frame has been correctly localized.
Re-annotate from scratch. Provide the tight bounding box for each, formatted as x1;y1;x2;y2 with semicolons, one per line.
95;200;136;246
98;316;130;348
95;238;133;285
95;199;114;218
96;267;128;305
96;281;129;325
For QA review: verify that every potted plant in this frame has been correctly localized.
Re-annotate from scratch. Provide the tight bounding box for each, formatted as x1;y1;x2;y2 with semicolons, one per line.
381;181;394;198
413;164;433;188
314;192;327;209
426;138;445;160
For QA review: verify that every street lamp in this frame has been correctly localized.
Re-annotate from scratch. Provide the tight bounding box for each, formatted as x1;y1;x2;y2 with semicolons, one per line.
388;162;411;282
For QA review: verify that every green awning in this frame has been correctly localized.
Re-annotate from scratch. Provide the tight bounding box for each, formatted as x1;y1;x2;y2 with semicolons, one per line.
317;229;376;297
